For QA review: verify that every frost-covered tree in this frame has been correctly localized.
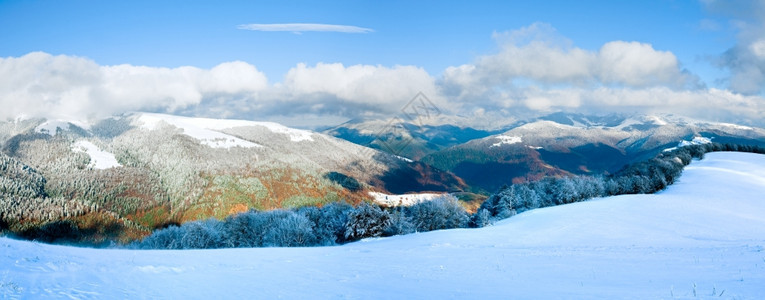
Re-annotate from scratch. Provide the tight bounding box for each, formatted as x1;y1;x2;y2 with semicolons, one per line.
344;203;391;241
407;195;468;232
469;208;492;228
261;211;316;247
383;208;415;236
298;202;352;245
180;220;224;249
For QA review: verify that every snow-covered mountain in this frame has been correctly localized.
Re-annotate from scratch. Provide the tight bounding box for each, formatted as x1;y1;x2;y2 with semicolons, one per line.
0;113;465;242
420;113;765;193
2;152;763;298
326;113;765;182
323;117;513;160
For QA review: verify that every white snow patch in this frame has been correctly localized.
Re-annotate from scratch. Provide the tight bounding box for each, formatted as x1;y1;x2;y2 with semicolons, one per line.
613;117;642;130
678;136;713;147
490;135;522;147
14;114;30;123
35;120;90;135
136;113;314;144
394;155;413;163
369;191;445;206
645;115;668;125
251;123;314;142
2;152;765;298
664;136;713;152
569;118;587;128
160;114;313;142
71;140;122;169
36;120;70;135
135;113;263;149
717;122;753;130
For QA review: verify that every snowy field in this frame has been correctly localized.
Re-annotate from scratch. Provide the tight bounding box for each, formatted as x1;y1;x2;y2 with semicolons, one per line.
2;152;765;299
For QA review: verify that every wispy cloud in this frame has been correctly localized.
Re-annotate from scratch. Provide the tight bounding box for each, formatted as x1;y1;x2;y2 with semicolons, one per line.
237;23;373;34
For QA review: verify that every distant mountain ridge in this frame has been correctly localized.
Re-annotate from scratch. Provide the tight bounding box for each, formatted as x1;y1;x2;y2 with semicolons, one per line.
323;117;515;160
420;113;765;193
323;112;765;193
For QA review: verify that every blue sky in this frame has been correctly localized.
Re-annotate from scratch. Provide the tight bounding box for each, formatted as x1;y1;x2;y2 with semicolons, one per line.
0;0;763;127
0;0;730;82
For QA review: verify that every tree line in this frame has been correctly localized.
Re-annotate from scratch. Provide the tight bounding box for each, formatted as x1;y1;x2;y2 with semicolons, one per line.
479;143;765;219
132;195;471;249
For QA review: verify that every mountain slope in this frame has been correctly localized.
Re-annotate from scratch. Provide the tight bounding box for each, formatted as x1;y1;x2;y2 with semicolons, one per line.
422;113;765;193
323;117;512;160
0;113;465;241
1;152;764;298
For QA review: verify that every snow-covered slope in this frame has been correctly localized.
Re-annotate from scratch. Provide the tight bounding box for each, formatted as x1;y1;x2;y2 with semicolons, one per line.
71;140;122;170
35;119;90;135
2;152;764;298
134;113;264;148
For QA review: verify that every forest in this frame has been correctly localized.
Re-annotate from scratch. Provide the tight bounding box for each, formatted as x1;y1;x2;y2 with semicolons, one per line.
3;142;764;248
125;142;765;249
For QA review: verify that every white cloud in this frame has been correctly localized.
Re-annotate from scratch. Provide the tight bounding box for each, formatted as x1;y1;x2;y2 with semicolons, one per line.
0;52;441;126
465;85;765;124
703;0;765;94
0;52;268;121
597;41;690;87
282;63;437;107
237;23;373;33
3;18;765;130
442;23;697;93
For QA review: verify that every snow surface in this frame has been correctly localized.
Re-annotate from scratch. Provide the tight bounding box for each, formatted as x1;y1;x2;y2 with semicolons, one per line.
71;140;122;170
135;113;315;148
368;191;444;206
2;152;765;299
645;115;668;126
717;122;754;131
490;135;522;147
664;136;713;152
135;113;263;149
34;120;89;135
393;155;413;163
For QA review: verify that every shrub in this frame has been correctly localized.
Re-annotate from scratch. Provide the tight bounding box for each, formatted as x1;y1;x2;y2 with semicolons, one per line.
383;208;415;236
298;202;353;245
469;209;492;228
137;225;184;249
407;196;468;232
344;203;391;241
180;220;224;249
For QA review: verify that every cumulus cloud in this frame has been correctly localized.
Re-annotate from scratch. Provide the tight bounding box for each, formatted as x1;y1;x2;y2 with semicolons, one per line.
282;63;438;108
442;23;698;98
237;23;373;33
520;86;764;121
0;52;268;121
436;23;748;124
0;52;440;126
3;19;765;129
704;0;765;94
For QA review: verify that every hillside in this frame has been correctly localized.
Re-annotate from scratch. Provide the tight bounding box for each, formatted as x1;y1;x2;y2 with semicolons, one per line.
0;113;465;242
421;113;765;193
323;117;511;161
1;152;764;298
